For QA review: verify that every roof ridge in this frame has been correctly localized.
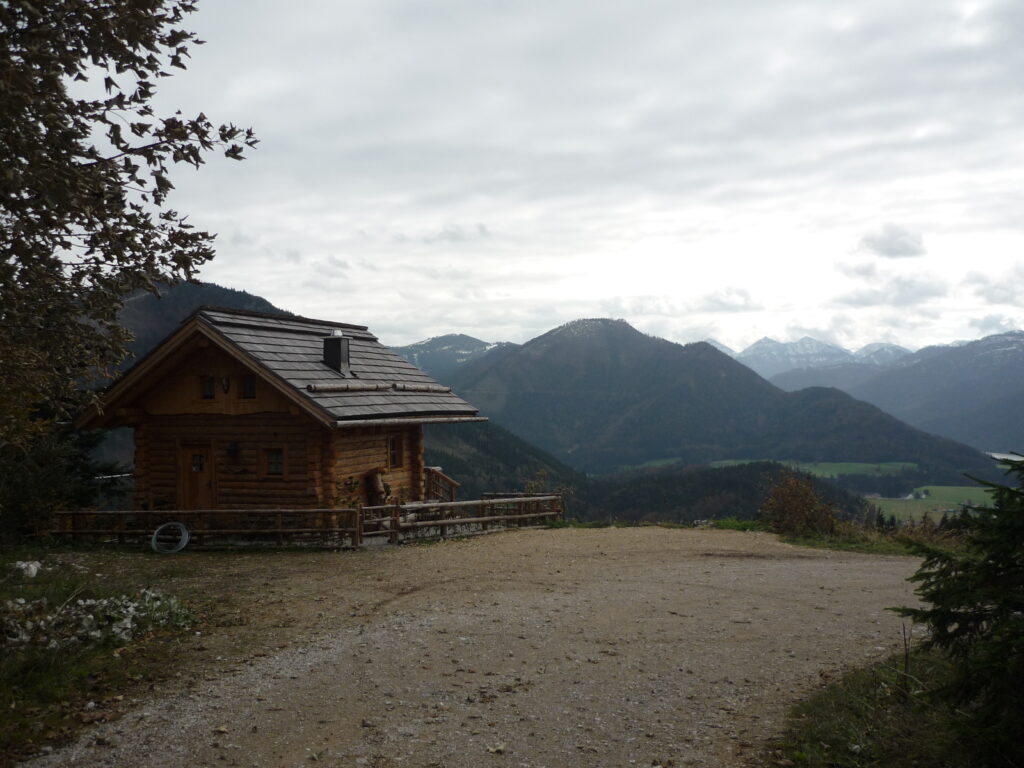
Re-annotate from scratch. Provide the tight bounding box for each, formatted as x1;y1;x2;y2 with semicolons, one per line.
194;305;369;332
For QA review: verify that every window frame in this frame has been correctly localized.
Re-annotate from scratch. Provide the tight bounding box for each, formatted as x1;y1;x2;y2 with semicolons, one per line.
200;375;216;400
240;374;257;400
262;446;286;477
387;434;403;469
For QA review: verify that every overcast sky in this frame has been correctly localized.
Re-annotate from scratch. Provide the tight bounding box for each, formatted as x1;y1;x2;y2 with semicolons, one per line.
153;0;1024;351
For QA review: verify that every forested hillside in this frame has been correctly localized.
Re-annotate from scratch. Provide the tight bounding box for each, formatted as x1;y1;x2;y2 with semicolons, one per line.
584;461;869;524
118;282;287;365
445;318;992;481
772;331;1024;453
423;421;585;505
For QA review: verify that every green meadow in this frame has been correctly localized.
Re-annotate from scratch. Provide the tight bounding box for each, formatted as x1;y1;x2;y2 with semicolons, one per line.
709;459;918;477
872;485;990;521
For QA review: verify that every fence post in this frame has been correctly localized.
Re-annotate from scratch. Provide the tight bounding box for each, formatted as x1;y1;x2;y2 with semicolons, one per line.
389;502;400;544
355;504;363;547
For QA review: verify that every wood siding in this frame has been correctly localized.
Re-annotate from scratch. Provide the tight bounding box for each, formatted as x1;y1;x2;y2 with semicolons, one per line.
135;413;325;509
136;345;301;418
330;425;424;506
133;415;425;510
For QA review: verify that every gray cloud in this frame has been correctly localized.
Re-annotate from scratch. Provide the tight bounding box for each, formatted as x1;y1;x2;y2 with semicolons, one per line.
837;261;878;279
858;223;926;258
969;314;1020;335
966;264;1024;304
422;223;492;244
230;230;256;246
598;296;684;317
692;287;761;313
143;1;1024;349
836;275;948;307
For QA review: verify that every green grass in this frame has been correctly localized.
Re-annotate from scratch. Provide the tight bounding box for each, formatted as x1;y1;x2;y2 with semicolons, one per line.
610;456;685;472
772;648;989;768
782;532;915;555
710;459;919;477
710;517;767;532
873;485;989;521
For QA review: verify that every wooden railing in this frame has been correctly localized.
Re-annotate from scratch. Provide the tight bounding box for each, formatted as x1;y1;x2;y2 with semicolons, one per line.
424;466;460;502
51;494;563;550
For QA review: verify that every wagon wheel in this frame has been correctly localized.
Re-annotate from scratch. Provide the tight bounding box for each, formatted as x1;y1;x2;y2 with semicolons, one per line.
151;522;190;554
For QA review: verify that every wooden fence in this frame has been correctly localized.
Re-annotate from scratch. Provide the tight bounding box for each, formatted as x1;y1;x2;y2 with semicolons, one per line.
51;494;563;550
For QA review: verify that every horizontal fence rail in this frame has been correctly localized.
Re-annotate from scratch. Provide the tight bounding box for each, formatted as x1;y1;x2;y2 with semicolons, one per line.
52;494;563;550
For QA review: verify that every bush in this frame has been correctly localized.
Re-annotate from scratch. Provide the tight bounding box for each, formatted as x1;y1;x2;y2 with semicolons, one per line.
897;457;1024;766
758;471;838;537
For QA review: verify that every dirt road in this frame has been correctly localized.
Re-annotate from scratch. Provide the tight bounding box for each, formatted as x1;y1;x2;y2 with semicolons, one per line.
30;528;919;768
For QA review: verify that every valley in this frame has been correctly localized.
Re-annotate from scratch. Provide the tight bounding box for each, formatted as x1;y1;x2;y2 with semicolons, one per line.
103;282;1015;525
873;485;988;521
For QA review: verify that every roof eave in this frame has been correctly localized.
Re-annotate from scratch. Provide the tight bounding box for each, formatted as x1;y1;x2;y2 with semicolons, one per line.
333;416;488;429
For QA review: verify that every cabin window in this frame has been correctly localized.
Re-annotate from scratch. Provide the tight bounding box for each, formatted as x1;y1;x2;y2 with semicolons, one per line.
388;435;403;469
200;376;216;399
240;375;257;399
263;448;285;476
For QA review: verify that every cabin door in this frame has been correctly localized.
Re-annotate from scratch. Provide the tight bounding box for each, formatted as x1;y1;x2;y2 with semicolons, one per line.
179;445;214;509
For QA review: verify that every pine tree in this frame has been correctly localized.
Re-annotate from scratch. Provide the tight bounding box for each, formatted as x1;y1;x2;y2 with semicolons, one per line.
898;457;1024;765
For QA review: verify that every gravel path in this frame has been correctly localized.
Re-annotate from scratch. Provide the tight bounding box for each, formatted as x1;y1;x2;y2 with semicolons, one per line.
28;528;919;768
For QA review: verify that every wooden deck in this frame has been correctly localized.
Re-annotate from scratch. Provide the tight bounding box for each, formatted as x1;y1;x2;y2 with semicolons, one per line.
52;494;564;550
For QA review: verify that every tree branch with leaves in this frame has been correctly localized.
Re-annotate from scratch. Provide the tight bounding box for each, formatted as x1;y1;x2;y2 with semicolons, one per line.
0;0;257;447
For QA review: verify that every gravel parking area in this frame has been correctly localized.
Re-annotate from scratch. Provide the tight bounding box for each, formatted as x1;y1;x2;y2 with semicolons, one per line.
28;528;919;768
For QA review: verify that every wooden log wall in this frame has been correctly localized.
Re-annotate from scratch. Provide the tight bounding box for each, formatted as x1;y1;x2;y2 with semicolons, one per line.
329;424;424;506
137;413;326;509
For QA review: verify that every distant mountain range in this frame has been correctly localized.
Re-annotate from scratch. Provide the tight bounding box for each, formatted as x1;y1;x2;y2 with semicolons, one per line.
390;335;514;381
728;337;911;379
107;283;1011;506
438;318;990;479
394;326;1022;455
390;330;923;383
770;331;1024;452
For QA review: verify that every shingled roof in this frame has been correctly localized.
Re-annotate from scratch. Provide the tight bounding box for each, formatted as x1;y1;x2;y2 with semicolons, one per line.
79;307;483;428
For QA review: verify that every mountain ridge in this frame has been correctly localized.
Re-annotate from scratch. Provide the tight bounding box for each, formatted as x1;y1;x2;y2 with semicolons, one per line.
443;318;990;478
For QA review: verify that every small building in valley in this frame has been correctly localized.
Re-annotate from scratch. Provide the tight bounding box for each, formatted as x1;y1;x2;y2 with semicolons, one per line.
76;307;484;510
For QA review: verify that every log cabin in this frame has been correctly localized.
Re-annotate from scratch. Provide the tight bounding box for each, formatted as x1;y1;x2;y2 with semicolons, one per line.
75;307;484;510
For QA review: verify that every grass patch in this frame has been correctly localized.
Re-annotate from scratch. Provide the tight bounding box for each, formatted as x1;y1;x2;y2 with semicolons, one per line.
874;485;989;521
710;459;919;477
783;532;914;555
772;648;990;768
0;547;199;764
709;517;767;532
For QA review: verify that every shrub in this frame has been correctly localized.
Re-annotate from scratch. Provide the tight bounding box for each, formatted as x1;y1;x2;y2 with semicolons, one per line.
897;457;1024;766
758;471;838;537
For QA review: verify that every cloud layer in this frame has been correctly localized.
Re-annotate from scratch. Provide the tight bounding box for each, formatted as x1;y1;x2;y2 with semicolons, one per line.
150;0;1024;349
